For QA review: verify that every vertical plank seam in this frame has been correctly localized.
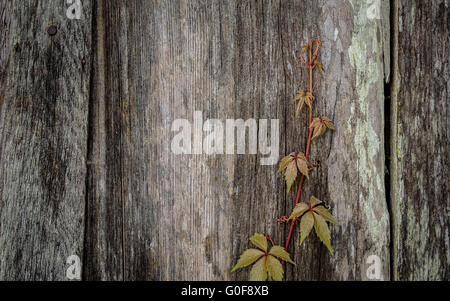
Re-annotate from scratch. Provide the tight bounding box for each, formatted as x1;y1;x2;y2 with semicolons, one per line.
389;0;400;281
117;3;126;280
384;0;394;281
82;0;98;281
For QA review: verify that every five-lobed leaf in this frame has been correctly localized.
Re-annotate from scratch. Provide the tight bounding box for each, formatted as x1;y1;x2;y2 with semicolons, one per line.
322;117;336;130
269;246;296;265
266;255;283;281
310;117;336;140
250;233;268;252
289;196;338;254
232;233;296;281
293;90;313;116
278;152;309;194
231;248;265;272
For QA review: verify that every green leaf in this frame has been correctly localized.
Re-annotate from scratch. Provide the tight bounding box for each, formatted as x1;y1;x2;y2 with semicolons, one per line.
266;255;283;281
269;246;295;265
250;233;268;252
299;211;314;245
313;206;339;224
289;202;309;219
249;257;267;281
310;196;322;208
231;248;265;272
285;160;298;194
313;212;333;255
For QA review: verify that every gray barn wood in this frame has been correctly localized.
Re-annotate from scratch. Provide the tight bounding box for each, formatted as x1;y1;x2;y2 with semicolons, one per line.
0;0;447;281
390;0;449;281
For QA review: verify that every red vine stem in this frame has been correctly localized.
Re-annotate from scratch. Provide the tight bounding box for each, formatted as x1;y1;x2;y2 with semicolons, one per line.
284;40;320;252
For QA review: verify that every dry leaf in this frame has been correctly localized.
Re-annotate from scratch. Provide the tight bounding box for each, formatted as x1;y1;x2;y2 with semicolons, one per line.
285;160;298;194
312;123;325;140
296;155;309;179
310;117;321;129
322;117;336;130
293;90;313;116
278;153;309;194
310;117;336;140
277;153;294;174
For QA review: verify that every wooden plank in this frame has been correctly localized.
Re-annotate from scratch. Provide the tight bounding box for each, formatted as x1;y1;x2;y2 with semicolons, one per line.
0;1;13;106
86;0;241;281
266;0;391;280
87;0;391;280
0;1;92;280
82;0;124;281
391;0;449;280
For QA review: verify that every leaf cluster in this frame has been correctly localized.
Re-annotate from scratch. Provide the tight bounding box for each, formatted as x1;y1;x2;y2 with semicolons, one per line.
311;116;335;140
277;152;309;193
293;89;313;116
289;196;338;255
231;234;295;281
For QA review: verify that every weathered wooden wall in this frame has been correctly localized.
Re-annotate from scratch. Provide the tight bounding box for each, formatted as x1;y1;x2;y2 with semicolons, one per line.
0;0;447;281
390;0;449;280
0;0;92;280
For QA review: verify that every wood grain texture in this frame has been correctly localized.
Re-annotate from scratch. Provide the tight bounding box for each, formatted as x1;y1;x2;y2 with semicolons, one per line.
83;0;390;280
0;0;448;281
85;0;239;280
391;0;449;280
0;1;92;280
276;0;390;280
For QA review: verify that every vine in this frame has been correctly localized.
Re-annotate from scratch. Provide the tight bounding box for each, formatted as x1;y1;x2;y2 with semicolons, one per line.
232;40;339;280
